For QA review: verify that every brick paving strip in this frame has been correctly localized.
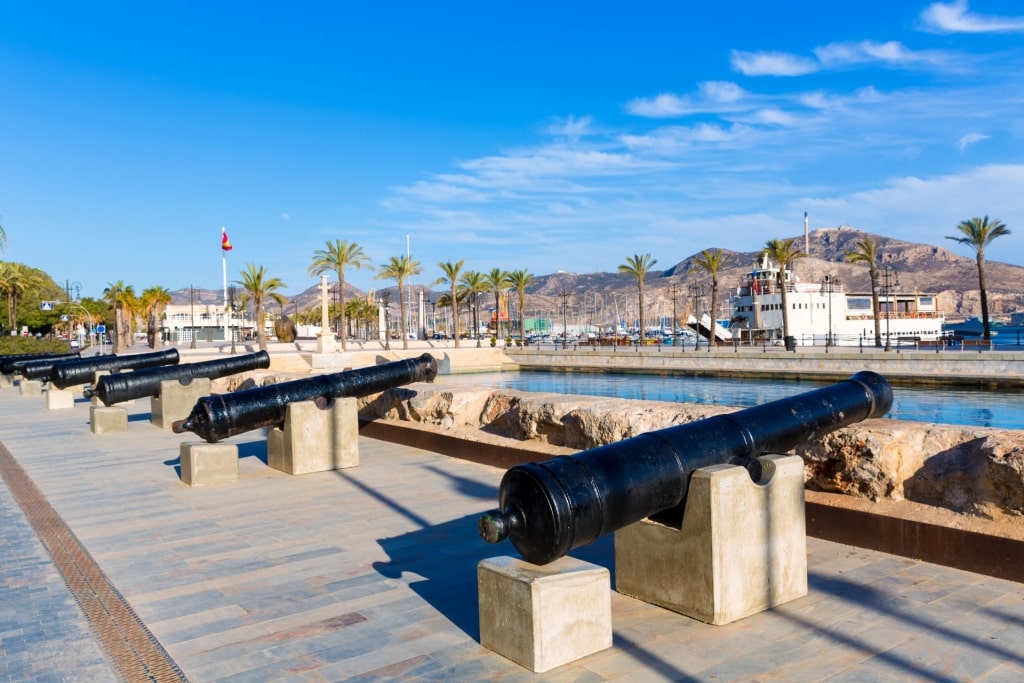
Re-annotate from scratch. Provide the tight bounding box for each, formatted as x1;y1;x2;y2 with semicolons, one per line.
0;440;188;682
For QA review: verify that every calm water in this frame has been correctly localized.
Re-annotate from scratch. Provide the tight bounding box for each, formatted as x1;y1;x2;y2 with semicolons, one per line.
436;370;1024;430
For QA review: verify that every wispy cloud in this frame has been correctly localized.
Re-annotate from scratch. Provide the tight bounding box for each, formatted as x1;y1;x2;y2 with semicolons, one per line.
919;0;1024;34
625;81;750;118
734;40;957;77
957;132;989;151
730;50;819;77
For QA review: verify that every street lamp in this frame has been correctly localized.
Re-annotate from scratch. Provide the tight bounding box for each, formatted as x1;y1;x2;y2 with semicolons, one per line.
689;282;706;351
821;274;839;351
877;267;901;352
559;290;570;349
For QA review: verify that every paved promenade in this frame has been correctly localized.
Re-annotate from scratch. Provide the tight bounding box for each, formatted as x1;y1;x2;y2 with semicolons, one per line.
1;380;1022;681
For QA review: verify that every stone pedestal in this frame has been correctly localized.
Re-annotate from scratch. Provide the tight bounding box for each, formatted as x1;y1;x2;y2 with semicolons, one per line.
46;387;76;410
179;442;238;486
615;455;807;626
19;380;42;396
478;555;612;673
151;378;211;429
90;406;128;434
316;332;336;354
0;374;13;388
267;397;358;475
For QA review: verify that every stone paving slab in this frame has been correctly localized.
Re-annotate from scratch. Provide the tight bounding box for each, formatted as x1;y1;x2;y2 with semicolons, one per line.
0;384;1022;681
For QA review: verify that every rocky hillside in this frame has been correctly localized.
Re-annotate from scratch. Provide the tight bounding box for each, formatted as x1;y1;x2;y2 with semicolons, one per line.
173;228;1024;322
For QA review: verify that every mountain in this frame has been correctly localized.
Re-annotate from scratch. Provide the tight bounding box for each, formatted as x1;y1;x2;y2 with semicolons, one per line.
171;229;1024;323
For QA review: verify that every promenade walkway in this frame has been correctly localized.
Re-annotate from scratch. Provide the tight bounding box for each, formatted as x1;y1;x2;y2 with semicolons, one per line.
1;378;1022;681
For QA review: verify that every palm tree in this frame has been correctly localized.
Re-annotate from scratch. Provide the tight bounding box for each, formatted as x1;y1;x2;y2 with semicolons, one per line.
0;263;43;335
507;269;534;342
458;270;487;347
0;216;7;252
946;216;1011;341
688;249;731;346
236;263;288;351
139;286;172;349
484;267;511;339
843;236;883;347
374;255;423;350
761;238;805;344
433;260;464;348
308;240;370;351
618;253;658;341
103;280;137;353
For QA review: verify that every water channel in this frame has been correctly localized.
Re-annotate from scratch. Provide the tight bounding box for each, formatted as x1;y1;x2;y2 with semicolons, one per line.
435;370;1024;430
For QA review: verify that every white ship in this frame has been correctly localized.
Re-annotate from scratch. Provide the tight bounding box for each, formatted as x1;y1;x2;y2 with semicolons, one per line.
727;256;944;347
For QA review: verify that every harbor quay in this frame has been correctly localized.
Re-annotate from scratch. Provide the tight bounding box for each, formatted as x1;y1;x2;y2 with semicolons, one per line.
0;342;1021;681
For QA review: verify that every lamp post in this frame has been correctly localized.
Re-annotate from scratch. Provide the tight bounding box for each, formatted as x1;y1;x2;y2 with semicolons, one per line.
877;267;900;352
821;274;837;351
559;290;570;349
689;282;706;351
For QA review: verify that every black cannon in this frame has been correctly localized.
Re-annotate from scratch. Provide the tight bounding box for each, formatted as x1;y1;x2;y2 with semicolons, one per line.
3;352;81;376
15;353;86;381
83;351;272;406
48;348;181;389
172;352;438;443
478;370;893;565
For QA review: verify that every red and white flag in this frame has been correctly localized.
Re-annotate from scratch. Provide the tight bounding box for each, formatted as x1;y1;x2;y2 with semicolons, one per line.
221;227;233;252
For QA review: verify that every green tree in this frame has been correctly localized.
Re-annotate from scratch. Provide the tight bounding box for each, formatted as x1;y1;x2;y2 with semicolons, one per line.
618;253;658;341
761;238;805;344
139;286;172;349
102;280;137;353
484;267;511;339
308;240;370;351
0;263;41;335
458;270;487;347
843;236;883;347
688;249;732;346
433;260;465;347
507;268;534;341
0;215;7;252
374;255;423;350
236;263;288;351
946;216;1011;341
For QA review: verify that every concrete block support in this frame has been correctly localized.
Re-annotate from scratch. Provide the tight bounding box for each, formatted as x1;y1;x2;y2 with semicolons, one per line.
0;374;13;388
615;454;807;626
267;397;359;475
478;555;612;673
151;378;211;429
19;380;42;396
89;406;128;434
46;387;76;410
179;442;238;486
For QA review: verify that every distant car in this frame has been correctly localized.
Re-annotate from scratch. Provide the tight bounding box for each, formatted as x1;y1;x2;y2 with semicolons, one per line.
70;339;81;349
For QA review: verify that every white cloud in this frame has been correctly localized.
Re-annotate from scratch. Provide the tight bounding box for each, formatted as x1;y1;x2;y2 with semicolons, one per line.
919;0;1024;34
957;132;990;151
815;40;952;69
625;93;695;118
699;81;746;103
280;212;290;221
730;50;819;76
546;115;595;141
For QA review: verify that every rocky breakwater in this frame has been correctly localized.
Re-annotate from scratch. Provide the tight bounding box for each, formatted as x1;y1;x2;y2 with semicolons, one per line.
360;383;1024;524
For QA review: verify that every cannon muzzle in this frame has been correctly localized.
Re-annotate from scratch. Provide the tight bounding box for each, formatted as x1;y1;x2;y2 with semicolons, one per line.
479;370;892;565
172;353;438;442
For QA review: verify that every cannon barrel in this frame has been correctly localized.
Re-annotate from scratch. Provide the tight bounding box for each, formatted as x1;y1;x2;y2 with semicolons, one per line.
14;352;85;380
83;351;271;405
478;370;893;565
49;349;181;389
3;352;80;376
172;353;438;443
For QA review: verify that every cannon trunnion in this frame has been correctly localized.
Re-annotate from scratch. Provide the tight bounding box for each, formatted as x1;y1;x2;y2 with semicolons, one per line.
84;351;271;406
478;370;893;565
172;353;438;443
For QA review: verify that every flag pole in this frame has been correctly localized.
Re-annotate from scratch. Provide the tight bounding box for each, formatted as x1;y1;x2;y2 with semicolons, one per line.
222;226;229;344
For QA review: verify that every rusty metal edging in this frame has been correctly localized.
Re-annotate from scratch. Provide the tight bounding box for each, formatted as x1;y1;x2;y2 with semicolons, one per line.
0;440;188;682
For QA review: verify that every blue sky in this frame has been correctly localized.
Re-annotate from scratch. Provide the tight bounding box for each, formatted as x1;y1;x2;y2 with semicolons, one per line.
2;1;1024;299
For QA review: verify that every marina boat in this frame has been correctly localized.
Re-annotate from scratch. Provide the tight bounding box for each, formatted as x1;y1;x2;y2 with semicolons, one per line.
728;256;944;347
